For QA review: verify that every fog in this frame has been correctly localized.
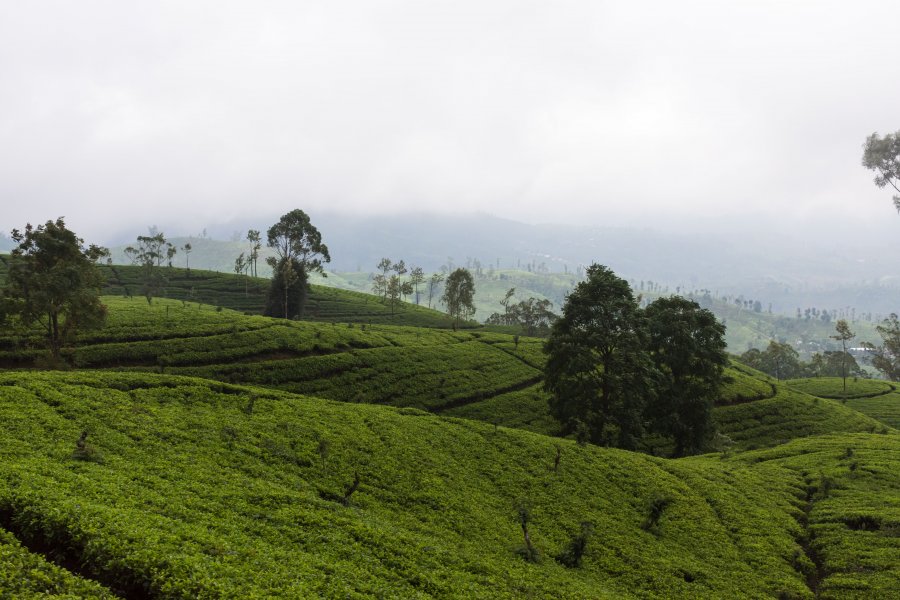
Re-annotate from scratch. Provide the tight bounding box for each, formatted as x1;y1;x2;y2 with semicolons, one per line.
1;1;899;253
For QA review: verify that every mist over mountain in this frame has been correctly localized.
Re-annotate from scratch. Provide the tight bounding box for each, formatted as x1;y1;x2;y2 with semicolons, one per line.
104;210;900;316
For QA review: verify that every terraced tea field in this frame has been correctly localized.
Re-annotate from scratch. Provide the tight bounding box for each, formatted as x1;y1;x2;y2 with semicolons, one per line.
5;371;900;598
99;264;467;328
786;377;900;430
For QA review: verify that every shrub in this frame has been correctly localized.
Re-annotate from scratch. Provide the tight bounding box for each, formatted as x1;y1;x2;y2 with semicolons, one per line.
555;521;593;568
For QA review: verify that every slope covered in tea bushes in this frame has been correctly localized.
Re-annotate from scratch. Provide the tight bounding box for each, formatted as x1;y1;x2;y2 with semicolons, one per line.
0;370;844;599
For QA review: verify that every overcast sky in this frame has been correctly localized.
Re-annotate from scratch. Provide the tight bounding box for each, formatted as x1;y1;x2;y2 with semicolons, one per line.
2;0;899;242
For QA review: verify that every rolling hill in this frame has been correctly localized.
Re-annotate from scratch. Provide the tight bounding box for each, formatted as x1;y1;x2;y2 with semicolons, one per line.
5;370;900;598
2;270;900;598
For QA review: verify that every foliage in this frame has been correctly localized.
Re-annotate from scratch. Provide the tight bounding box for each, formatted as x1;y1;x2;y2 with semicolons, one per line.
124;231;175;302
862;130;900;211
0;370;849;599
442;268;476;329
864;313;900;381
829;319;855;394
804;351;866;379
544;264;655;449
264;257;307;319
485;289;557;336
645;296;728;456
713;389;889;450
265;209;330;319
555;521;593;568
739;341;802;380
2;218;108;359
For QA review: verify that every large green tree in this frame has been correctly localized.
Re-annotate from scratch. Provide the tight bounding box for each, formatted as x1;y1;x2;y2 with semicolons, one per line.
264;209;330;319
644;296;727;457
543;264;655;449
740;341;801;380
441;268;475;329
3;218;108;360
862;131;900;211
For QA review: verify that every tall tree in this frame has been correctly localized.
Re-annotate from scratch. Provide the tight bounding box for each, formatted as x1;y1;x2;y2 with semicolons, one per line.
831;319;855;394
864;313;900;381
409;267;425;305
247;229;261;277
234;252;249;296
428;272;444;309
645;296;727;457
500;287;516;324
264;210;330;319
543;264;655;449
442;268;475;330
124;231;171;303
182;242;192;276
373;258;392;303
862;131;900;212
3;218;108;360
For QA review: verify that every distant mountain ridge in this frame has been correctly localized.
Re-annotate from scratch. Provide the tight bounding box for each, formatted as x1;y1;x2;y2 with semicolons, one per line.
104;211;900;315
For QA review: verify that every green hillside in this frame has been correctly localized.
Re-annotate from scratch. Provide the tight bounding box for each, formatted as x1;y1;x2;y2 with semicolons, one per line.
785;377;900;430
99;263;467;328
1;284;900;597
0;369;885;599
2;296;888;453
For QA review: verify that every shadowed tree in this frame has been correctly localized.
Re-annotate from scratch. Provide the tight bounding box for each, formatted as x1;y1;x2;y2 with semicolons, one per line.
645;296;727;456
543;264;656;449
3;218;108;361
264;209;330;319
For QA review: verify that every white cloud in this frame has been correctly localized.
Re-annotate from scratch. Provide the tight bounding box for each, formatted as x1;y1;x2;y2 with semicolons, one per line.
0;0;898;241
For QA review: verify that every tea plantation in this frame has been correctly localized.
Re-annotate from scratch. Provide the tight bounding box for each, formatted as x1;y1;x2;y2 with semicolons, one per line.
2;369;900;598
1;294;900;597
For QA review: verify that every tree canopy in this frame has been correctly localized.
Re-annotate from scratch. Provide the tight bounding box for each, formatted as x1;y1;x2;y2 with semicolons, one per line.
543;264;655;449
2;218;108;360
865;313;900;381
441;268;475;329
862;131;900;212
645;296;727;456
264;210;330;319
